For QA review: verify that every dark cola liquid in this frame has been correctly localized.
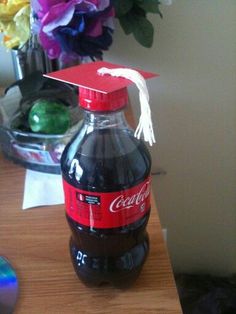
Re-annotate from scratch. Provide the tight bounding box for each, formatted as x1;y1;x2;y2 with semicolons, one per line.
61;124;151;287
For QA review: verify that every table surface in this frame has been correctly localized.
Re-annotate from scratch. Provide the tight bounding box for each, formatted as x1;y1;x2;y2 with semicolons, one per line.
0;87;182;313
0;154;182;314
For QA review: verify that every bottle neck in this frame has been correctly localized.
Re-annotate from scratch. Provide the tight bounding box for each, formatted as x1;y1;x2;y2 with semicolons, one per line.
83;110;129;129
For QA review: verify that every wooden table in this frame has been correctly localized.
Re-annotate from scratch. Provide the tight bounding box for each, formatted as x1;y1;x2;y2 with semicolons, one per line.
0;154;182;314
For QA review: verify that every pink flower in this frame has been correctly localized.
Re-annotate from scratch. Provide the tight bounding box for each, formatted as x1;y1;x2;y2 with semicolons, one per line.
33;0;114;60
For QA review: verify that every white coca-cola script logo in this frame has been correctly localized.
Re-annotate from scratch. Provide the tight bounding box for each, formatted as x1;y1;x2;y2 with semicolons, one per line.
109;181;150;213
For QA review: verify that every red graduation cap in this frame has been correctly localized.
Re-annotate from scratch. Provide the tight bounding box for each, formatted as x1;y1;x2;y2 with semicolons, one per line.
44;61;158;112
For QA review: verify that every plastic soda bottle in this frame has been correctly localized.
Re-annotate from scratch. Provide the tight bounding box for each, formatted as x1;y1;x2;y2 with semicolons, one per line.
45;61;157;287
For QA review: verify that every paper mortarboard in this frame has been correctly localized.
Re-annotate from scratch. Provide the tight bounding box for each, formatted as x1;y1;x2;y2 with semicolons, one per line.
45;61;158;145
44;61;157;94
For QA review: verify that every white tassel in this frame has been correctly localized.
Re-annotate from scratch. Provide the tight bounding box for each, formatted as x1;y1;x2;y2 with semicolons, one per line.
97;67;156;146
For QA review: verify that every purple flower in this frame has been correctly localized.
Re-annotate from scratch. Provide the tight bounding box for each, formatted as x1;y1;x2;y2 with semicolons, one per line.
34;0;114;61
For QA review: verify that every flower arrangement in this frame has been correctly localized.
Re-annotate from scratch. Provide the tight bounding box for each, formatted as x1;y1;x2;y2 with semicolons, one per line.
0;0;172;62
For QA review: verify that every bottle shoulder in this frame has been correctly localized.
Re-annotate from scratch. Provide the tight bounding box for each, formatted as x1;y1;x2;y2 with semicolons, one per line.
61;127;151;191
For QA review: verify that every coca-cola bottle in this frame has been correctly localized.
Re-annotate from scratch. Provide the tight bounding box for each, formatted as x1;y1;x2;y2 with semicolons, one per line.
46;61;157;287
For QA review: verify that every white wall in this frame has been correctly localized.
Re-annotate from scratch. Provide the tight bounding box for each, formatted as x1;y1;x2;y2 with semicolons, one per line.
1;0;236;275
106;0;236;275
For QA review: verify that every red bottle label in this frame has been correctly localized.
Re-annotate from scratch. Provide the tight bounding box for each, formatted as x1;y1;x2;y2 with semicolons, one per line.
63;177;151;228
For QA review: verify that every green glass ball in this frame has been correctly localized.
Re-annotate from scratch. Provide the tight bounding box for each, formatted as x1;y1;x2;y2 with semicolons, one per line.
28;99;71;134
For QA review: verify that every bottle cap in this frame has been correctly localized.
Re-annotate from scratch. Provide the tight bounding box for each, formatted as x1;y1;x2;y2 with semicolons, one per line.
45;61;158;145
